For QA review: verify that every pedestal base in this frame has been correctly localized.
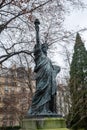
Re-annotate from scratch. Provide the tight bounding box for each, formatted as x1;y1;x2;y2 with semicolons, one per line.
21;117;69;130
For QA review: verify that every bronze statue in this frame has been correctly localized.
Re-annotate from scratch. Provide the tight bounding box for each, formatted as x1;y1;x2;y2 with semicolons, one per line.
28;19;60;116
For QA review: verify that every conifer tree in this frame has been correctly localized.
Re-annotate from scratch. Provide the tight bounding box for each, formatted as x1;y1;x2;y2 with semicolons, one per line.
67;33;87;129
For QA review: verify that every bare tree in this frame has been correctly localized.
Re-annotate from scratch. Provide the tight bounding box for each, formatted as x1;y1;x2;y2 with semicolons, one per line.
0;0;86;66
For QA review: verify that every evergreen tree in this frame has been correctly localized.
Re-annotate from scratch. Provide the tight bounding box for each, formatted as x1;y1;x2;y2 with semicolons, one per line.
67;33;87;129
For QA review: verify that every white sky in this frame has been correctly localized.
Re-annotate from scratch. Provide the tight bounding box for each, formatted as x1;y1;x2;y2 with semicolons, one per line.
52;7;87;68
64;7;87;49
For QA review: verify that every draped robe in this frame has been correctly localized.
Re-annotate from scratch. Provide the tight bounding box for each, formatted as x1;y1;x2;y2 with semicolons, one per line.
28;43;60;115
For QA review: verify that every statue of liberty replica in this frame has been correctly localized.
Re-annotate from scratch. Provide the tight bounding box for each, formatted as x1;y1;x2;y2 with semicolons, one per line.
28;19;60;117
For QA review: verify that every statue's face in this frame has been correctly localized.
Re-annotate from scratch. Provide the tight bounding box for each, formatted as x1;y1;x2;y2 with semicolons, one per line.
41;43;48;56
42;46;48;56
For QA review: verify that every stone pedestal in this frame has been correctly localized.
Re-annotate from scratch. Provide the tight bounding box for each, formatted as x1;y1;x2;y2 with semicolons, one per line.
21;117;69;130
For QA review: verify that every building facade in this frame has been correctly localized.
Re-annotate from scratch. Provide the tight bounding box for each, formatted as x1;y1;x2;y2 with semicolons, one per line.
0;65;34;126
56;84;70;117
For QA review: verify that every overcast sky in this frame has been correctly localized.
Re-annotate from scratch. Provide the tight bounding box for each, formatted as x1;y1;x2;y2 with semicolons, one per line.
64;4;87;49
52;7;87;66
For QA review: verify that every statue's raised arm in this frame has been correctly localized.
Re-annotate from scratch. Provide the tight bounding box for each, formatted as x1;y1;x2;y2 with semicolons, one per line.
34;19;40;45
